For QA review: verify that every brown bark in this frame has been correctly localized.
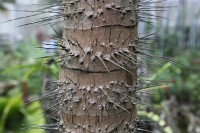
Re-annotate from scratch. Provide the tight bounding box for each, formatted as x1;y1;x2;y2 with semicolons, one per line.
59;0;138;132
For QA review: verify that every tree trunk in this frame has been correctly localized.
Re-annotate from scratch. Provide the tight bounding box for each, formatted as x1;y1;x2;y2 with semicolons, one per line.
58;0;138;132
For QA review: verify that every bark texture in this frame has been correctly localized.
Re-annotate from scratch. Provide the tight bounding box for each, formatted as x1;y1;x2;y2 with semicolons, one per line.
59;0;138;132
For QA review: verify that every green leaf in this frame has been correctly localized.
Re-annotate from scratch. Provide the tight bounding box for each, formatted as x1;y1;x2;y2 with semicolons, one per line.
149;62;172;81
0;94;22;132
139;84;174;93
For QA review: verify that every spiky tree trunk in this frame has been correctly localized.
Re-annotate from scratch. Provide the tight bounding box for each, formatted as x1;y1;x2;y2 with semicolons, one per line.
58;0;138;132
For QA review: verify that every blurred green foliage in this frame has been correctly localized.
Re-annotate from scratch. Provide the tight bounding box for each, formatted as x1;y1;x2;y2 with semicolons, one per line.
0;91;45;133
0;40;58;132
0;40;58;94
154;33;179;57
151;51;200;104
